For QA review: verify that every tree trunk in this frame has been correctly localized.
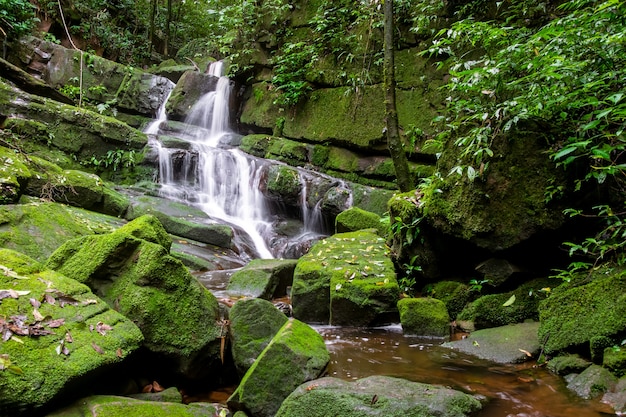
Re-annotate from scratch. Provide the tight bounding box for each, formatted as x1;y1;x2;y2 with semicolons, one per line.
384;0;414;192
164;0;172;56
148;0;157;55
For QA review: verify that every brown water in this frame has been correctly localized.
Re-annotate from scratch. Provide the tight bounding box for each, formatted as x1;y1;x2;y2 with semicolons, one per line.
316;325;614;417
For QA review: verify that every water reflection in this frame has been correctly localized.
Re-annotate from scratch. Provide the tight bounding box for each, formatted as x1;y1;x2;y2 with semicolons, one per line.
315;325;612;417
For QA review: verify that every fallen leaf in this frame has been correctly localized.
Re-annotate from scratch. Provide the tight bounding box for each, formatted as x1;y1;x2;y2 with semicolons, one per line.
81;299;98;305
152;381;164;392
502;294;516;307
29;298;41;308
142;384;153;393
91;342;104;354
518;348;532;357
33;308;44;322
96;322;113;336
44;293;56;305
65;331;73;343
11;335;24;344
47;318;65;328
116;348;123;358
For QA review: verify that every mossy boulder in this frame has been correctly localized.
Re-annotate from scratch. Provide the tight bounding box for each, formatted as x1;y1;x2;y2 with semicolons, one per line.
457;278;552;329
335;207;384;234
538;265;626;355
275;375;483;417
47;394;223;417
566;364;618;400
0;202;123;262
429;281;472;319
0;146;31;204
604;348;626;378
165;71;219;122
228;298;289;377
44;215;223;380
397;297;450;337
264;165;302;206
292;230;399;326
547;355;592;375
227;318;329;417
603;377;626;415
443;322;541;364
227;259;297;300
0;249;144;416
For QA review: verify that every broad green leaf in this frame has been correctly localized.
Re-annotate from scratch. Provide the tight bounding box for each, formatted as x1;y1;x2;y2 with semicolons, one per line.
502;294;516;307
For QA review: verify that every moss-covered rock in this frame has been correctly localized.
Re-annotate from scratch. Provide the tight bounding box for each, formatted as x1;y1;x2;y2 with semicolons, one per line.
275;375;483;417
602;377;626;415
228;298;289;377
566;364;618;400
457;278;552;329
265;165;302;206
443;322;540;364
538;265;626;356
547;355;592;375
335;207;384;234
0;201;123;262
47;394;222;417
227;318;329;417
292;230;399;326
227;259;297;300
0;146;31;204
0;249;144;416
429;281;472;320
44;215;223;380
166;71;219;122
398;297;450;337
604;348;626;378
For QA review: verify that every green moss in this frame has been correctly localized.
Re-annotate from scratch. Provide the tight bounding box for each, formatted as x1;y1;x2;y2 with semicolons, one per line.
266;137;309;166
335;207;383;234
117;214;171;251
349;183;394;216
240;134;272;158
547;355;592;375
0;145;31;203
397;297;450;337
239;82;283;130
266;165;301;201
538;265;626;355
430;281;471;319
227;259;297;300
325;147;360;172
604;348;626;377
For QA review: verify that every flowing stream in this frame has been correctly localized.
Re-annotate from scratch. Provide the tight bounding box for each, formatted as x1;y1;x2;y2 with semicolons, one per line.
145;65;610;416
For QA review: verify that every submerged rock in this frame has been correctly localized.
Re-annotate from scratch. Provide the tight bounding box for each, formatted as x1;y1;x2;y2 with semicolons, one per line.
227;318;329;417
443;322;540;364
229;298;289;377
275;375;483;417
291;230;399;326
44;215;223;380
0;249;144;416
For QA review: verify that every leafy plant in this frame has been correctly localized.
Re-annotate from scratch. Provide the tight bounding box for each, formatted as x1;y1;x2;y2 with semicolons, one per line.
399;255;421;297
468;278;489;293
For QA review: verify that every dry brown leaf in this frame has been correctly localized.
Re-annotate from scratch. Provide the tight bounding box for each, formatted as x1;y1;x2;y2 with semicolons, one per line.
91;342;104;354
47;318;65;328
142;384;153;393
96;322;113;336
29;298;41;308
32;308;44;322
116;348;123;358
518;348;532;357
152;381;164;392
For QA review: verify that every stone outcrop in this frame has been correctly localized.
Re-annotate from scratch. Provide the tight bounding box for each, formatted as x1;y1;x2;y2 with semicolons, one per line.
227;259;297;300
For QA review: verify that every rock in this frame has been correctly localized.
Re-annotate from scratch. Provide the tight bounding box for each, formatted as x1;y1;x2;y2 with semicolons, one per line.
227;259;297;299
0;146;31;204
126;195;234;249
602;376;626;415
398;297;450;337
0;249;144;416
474;257;521;287
429;281;472;320
166;71;220;121
292;230;399;326
547;355;592;375
275;375;483;417
0;201;123;262
443;322;540;364
604;347;626;377
128;386;183;403
457;277;552;330
264;165;302;207
229;298;289;377
335;207;384;234
227;318;329;417
47;394;223;417
566;364;618;399
44;215;223;380
538;265;626;355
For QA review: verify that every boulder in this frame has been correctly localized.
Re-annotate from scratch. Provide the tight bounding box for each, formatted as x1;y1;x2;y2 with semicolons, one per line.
227;318;329;417
292;230;399;326
227;259;297;299
264;164;302;207
275;375;483;417
566;364;618;400
0;202;123;262
602;376;626;415
538;265;626;355
443;322;540;364
126;195;234;249
335;207;384;234
604;347;626;378
0;146;31;204
547;355;592;376
46;394;223;417
429;281;472;320
0;249;144;416
397;297;450;337
44;215;223;380
165;71;219;121
229;298;289;377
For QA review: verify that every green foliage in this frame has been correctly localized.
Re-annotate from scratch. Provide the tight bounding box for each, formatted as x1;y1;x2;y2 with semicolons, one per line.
0;0;37;40
84;149;136;172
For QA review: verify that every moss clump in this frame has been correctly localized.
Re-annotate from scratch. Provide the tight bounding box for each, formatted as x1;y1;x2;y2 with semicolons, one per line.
538;265;626;355
397;297;450;337
430;281;471;319
265;165;301;204
335;207;384;234
547;355;592;375
227;259;297;300
240;134;272;158
604;348;626;377
116;214;171;251
0;146;31;204
267;137;309;166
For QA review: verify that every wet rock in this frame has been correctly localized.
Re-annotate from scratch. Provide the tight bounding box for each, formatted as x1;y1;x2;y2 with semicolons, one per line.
227;259;297;300
275;375;483;417
0;201;123;262
292;230;399;326
604;347;626;377
538;265;626;356
166;71;219;122
566;364;618;400
443;322;540;364
45;215;223;380
227;318;329;417
602;376;626;414
264;164;302;207
398;297;450;337
335;206;385;234
47;394;223;417
547;354;592;375
229;298;289;377
0;249;144;416
129;386;184;403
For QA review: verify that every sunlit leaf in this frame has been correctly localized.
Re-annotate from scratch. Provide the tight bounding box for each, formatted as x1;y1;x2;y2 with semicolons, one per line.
502;294;516;307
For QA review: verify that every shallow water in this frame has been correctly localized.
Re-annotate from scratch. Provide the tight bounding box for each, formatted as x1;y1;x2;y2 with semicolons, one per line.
316;325;613;417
